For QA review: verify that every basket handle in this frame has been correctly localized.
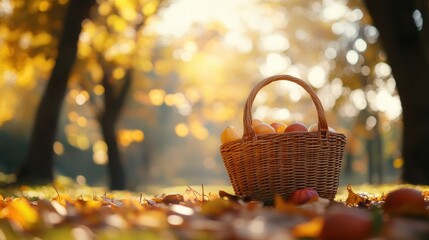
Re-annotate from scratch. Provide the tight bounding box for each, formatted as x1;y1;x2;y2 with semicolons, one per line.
243;74;329;141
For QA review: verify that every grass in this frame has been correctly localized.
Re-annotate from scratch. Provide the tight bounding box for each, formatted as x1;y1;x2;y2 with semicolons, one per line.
1;174;427;203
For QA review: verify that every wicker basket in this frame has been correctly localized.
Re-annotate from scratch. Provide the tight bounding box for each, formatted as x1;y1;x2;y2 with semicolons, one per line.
220;75;347;205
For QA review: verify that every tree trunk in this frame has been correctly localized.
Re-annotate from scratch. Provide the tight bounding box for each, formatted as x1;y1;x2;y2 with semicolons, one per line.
364;0;429;184
99;69;132;190
16;0;96;184
100;117;125;190
367;119;383;184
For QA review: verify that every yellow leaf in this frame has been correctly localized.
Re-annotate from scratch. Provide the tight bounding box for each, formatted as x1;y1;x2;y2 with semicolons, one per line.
52;194;73;207
292;217;324;238
2;198;39;230
80;199;102;213
200;198;232;217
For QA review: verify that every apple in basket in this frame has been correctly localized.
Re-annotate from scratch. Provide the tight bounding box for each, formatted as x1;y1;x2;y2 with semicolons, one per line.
270;122;287;133
252;119;264;127
220;126;242;144
284;122;308;133
253;122;276;134
308;123;336;132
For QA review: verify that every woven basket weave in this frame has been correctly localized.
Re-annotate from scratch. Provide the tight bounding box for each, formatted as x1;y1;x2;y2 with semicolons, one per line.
220;75;347;205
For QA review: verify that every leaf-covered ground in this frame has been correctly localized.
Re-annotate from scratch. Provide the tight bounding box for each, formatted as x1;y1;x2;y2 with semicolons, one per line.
1;179;429;240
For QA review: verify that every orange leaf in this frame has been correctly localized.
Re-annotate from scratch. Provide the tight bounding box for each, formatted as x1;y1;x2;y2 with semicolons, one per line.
345;184;365;206
2;198;39;230
274;195;297;213
292;217;324;238
274;195;316;217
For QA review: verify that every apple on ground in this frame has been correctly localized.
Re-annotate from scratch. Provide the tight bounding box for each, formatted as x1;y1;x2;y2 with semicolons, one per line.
320;206;373;240
288;187;319;205
383;188;427;217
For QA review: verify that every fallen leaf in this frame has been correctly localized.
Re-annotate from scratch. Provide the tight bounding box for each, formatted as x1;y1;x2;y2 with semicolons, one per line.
2;198;39;230
200;198;233;217
345;184;366;206
162;194;184;205
292;217;324;238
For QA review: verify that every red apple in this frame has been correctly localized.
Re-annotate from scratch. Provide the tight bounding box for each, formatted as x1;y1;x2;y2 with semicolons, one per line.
288;187;319;205
383;188;427;217
284;122;308;132
308;123;318;132
320;207;372;240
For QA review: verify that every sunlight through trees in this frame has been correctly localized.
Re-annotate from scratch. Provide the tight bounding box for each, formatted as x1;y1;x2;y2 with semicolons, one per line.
0;0;404;188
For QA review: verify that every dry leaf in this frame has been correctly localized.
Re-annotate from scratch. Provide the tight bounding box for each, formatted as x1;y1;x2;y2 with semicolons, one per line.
292;217;324;238
2;198;39;230
200;198;233;217
345;184;366;206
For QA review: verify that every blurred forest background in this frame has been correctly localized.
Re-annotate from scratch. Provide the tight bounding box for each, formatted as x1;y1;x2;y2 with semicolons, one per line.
0;0;407;191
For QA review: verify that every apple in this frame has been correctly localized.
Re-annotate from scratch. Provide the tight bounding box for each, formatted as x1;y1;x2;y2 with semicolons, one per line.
284;122;308;132
383;188;427;217
252;119;263;127
308;123;336;132
220;126;241;144
270;122;287;133
253;123;276;134
308;123;319;132
288;187;319;205
320;207;372;240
